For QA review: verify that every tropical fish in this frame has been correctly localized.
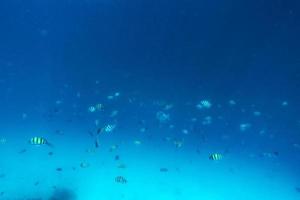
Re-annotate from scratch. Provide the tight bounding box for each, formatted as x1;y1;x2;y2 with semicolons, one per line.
19;149;27;154
134;140;142;145
196;100;212;109
56;168;63;172
156;111;170;123
117;163;126;169
173;139;184;148
260;151;279;158
29;137;52;147
95;103;103;111
86;148;96;154
98;125;116;134
80;161;90;168
96;128;102;134
115;176;127;184
110;110;118;117
103;124;116;133
95;137;100;148
209;153;223;161
88;106;96;113
160;168;168;172
0;138;6;144
110;145;118;152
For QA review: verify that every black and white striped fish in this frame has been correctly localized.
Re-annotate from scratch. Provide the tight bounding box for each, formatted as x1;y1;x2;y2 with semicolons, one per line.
115;176;127;184
29;137;53;147
209;153;223;161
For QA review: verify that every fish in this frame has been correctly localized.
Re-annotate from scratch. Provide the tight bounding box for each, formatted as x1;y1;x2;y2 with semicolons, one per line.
173;139;184;148
80;162;90;168
115;155;120;160
196;100;212;109
209;153;223;161
95;103;103;111
296;187;300;193
95;137;100;148
0;138;6;144
103;124;116;133
29;137;53;147
115;176;127;184
86;148;96;154
110;110;118;117
109;145;118;152
55;130;63;135
160;168;168;172
134;140;142;145
260;152;279;158
0;174;5;178
117;163;126;169
88;130;94;137
19;149;27;154
56;168;63;172
48;152;54;156
96;128;102;134
88;106;96;113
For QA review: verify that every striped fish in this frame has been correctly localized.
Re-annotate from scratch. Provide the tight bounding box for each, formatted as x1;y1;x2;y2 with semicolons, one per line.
115;176;127;184
209;153;223;161
29;137;52;147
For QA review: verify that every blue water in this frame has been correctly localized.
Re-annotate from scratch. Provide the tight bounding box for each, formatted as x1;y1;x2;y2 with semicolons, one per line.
0;0;300;199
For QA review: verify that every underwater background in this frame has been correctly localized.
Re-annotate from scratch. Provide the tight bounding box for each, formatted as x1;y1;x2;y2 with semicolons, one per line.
0;0;300;199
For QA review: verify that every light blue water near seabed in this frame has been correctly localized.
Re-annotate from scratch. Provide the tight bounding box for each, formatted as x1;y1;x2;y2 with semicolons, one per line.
0;0;300;199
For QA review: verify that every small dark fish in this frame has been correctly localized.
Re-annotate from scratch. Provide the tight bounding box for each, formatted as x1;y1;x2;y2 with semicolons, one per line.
56;168;63;172
160;168;168;172
55;130;63;135
97;128;102;134
95;138;100;148
34;181;39;186
296;187;300;193
88;131;94;137
19;149;27;154
48;152;53;156
0;191;4;196
115;155;120;160
115;176;127;184
117;164;126;169
80;162;90;168
0;174;5;178
138;120;146;126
